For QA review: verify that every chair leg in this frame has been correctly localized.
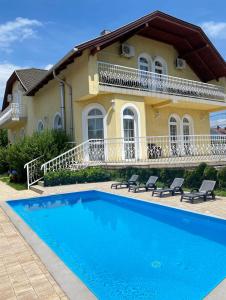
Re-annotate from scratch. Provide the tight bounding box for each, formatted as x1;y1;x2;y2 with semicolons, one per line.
180;195;183;202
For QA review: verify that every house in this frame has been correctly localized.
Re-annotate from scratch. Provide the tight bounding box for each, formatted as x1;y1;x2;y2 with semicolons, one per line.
1;11;226;178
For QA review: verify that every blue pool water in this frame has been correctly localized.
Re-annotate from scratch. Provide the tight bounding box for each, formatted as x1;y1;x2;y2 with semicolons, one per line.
8;190;226;300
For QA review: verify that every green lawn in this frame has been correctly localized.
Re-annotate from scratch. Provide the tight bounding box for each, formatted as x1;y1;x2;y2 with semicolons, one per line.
0;174;27;191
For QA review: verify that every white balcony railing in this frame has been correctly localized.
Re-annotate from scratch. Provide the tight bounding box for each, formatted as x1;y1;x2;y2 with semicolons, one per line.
41;135;226;175
0;103;26;127
98;61;226;102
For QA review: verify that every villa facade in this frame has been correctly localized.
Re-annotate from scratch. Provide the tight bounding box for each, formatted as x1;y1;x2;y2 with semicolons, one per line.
1;11;226;177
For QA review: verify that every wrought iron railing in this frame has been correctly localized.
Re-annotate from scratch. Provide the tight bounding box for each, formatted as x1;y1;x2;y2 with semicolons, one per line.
24;156;45;189
98;61;226;102
40;135;226;176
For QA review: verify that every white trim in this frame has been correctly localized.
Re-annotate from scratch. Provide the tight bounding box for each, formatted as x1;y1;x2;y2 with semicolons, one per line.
53;112;63;130
82;103;107;142
121;103;141;160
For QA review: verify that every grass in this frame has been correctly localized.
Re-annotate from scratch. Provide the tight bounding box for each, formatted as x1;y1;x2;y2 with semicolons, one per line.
0;174;27;191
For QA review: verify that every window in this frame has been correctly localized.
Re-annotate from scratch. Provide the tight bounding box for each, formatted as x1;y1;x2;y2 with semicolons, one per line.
87;108;104;139
153;57;167;75
122;106;140;160
138;56;150;72
53;113;63;130
169;115;180;156
182;116;193;155
37;120;44;133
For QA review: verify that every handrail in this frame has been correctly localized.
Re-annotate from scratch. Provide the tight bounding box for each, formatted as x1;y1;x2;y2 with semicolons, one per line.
24;155;44;189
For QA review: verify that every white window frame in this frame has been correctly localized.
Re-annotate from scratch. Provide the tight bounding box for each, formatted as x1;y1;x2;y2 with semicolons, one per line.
121;103;141;160
153;56;168;75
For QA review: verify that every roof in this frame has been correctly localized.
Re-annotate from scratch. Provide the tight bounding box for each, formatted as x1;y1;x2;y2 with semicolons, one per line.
26;10;226;96
15;69;48;91
2;68;47;110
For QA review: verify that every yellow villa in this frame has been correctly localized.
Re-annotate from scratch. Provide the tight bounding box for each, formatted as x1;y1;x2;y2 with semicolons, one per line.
1;11;226;182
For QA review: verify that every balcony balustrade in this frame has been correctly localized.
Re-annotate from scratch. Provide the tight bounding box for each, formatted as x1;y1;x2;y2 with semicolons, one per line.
0;103;26;128
98;61;226;102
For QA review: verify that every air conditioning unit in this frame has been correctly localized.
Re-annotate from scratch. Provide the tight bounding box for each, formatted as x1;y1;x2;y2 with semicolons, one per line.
176;58;186;69
121;44;135;58
7;94;13;103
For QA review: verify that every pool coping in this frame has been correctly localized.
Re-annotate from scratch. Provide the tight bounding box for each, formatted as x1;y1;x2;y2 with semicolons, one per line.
0;201;97;300
2;189;226;299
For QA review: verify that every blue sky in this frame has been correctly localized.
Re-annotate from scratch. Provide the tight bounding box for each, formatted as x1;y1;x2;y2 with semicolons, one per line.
0;0;226;119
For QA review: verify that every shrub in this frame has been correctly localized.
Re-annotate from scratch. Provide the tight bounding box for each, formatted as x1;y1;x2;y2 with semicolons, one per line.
6;130;71;182
44;167;111;186
184;162;207;188
0;129;8;147
217;167;226;189
203;166;217;181
0;147;9;174
159;168;185;186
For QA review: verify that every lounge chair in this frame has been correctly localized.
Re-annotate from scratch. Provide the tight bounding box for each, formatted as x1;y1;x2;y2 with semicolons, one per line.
111;174;139;189
152;178;184;197
128;176;158;193
180;180;216;203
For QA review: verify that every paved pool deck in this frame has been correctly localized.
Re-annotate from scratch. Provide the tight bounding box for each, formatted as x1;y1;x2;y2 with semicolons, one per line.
1;180;226;299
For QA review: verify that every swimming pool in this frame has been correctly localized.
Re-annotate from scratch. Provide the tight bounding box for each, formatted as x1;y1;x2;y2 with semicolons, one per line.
7;190;226;299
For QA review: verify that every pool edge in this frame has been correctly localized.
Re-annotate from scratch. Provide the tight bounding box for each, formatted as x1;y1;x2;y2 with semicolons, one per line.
0;201;97;300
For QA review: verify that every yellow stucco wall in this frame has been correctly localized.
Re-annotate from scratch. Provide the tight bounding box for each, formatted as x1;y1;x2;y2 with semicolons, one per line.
97;35;200;81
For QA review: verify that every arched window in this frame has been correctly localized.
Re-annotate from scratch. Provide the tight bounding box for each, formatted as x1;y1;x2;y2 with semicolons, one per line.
37;120;44;133
138;55;151;72
122;105;140;160
87;108;104;139
182;115;193;155
182;116;193;136
154;57;167;75
169;114;180;156
53;113;63;130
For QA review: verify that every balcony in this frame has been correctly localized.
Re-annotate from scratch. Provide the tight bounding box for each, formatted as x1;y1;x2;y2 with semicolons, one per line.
0;103;27;129
98;62;226;102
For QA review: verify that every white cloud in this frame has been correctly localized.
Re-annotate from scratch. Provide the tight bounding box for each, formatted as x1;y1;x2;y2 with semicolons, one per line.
0;63;28;106
0;17;42;51
44;64;53;70
201;21;226;39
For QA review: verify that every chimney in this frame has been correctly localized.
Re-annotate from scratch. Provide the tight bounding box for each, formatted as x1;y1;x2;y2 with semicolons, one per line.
100;29;111;36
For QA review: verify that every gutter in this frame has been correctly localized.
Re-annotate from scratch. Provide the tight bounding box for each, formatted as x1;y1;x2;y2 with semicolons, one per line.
53;70;74;139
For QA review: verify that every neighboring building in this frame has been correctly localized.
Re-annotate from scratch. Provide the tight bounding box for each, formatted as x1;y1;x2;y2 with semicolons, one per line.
1;11;226;175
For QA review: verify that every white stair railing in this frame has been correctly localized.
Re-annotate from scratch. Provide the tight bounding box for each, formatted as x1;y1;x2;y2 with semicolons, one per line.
24;155;44;189
41;140;104;174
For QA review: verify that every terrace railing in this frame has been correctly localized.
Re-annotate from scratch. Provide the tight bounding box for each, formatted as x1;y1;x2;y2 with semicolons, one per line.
98;61;226;102
38;135;226;179
24;156;45;189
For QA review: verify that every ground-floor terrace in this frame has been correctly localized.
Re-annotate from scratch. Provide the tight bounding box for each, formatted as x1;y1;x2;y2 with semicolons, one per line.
1;180;226;299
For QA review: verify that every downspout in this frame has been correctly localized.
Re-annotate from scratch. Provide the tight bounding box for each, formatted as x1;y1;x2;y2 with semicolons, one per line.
53;70;74;139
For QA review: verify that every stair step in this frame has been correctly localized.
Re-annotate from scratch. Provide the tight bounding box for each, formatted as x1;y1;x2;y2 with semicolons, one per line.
30;185;45;194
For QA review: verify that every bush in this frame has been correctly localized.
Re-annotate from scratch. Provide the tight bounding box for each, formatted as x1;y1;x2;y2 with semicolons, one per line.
6;130;71;182
0;147;9;174
184;163;207;188
218;167;226;189
44;167;111;186
0;129;8;147
159;168;185;186
203;166;218;181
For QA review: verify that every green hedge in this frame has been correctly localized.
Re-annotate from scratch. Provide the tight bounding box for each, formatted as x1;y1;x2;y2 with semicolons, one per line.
44;163;226;190
0;130;71;182
44;167;111;186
